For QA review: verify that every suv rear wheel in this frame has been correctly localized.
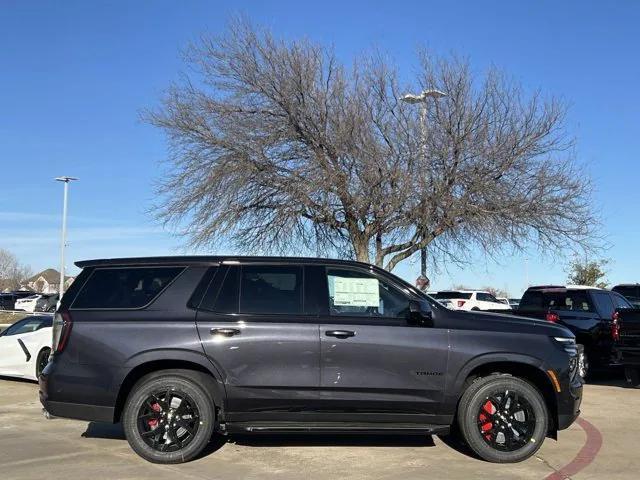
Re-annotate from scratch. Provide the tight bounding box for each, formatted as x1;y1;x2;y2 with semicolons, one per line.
122;370;215;463
457;374;548;463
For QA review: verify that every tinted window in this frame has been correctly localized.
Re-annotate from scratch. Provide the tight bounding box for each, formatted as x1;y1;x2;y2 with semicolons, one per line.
72;267;184;309
240;265;303;314
2;317;50;336
612;293;633;310
327;268;409;318
200;266;239;313
519;289;594;312
592;292;614;318
613;286;640;303
434;291;472;300
477;292;499;303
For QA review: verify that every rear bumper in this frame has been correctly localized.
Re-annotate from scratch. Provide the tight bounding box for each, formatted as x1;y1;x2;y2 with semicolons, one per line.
39;359;116;423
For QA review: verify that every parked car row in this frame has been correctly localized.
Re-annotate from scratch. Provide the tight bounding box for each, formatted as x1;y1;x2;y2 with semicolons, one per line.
0;290;37;310
0;292;58;312
429;283;640;381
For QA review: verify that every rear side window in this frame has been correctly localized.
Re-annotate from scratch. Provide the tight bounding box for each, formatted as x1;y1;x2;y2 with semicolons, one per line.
71;267;184;309
592;292;614;318
477;292;498;303
241;265;303;314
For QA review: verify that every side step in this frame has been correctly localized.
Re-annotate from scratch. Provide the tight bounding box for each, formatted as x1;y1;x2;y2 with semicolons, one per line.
224;422;450;436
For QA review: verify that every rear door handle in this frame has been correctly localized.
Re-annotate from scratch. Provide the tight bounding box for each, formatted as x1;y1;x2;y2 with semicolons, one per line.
325;330;355;339
210;328;241;337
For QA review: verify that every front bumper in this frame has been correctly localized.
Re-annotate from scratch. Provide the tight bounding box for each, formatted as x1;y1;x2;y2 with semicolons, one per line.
556;372;583;430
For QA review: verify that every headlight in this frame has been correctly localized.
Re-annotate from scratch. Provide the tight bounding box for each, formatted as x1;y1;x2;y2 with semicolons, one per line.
553;337;575;343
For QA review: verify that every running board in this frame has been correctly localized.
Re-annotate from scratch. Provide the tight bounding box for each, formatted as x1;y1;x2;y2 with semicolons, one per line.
224;422;450;435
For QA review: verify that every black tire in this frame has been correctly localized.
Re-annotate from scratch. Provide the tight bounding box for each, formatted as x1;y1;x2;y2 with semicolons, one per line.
35;348;50;378
457;374;548;463
122;369;216;463
624;367;640;388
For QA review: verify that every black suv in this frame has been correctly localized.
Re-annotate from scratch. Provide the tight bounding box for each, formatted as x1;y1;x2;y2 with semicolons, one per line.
516;285;634;376
40;257;582;464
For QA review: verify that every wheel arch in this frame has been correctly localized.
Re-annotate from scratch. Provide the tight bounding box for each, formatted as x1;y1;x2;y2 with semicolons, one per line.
452;354;559;436
113;353;226;423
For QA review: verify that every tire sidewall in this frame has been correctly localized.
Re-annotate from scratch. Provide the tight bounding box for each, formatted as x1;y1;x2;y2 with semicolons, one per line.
122;374;215;463
36;348;51;378
458;375;548;463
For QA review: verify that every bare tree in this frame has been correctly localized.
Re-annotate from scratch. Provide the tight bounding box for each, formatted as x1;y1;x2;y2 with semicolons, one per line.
0;248;32;291
146;20;596;271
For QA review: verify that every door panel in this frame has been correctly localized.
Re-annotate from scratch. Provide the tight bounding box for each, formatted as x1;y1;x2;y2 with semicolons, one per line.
319;322;449;415
196;313;320;415
0;335;28;375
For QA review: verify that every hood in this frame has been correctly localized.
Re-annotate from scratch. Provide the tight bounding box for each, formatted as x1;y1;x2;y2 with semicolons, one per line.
438;308;574;339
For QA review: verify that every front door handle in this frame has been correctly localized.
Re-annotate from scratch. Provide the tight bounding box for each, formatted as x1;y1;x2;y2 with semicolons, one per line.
210;328;241;337
325;330;355;339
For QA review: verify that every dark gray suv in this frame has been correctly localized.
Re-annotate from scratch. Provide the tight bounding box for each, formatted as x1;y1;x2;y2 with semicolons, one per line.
39;256;582;464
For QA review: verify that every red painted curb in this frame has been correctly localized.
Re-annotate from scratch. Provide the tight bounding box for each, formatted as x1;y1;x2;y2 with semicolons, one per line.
544;417;603;480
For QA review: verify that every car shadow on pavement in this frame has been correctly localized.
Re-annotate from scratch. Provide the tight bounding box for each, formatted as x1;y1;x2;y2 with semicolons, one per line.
82;422;126;440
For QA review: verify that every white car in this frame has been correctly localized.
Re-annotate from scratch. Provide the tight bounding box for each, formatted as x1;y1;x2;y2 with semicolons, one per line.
14;294;41;312
431;290;512;311
0;315;52;380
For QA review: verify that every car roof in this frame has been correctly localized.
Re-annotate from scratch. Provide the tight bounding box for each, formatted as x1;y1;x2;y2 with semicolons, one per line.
527;285;605;292
76;255;382;269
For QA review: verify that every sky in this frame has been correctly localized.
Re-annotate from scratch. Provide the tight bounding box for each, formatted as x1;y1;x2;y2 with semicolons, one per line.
1;0;639;296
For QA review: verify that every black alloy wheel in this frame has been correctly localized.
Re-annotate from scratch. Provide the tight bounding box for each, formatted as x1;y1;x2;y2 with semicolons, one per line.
137;389;201;452
476;390;536;451
458;374;548;463
122;370;216;463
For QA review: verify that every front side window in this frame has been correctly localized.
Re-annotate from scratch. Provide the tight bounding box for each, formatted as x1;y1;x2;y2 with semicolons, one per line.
327;268;409;318
72;266;184;309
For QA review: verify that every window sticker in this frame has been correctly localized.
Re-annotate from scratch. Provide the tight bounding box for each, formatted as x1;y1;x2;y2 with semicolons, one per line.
331;276;380;307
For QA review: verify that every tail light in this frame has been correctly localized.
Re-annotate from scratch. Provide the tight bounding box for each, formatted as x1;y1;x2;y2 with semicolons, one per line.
611;311;620;342
457;300;466;308
546;312;559;323
52;311;73;353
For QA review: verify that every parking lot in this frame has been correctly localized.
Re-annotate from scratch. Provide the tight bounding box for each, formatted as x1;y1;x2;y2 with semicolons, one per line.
0;375;636;480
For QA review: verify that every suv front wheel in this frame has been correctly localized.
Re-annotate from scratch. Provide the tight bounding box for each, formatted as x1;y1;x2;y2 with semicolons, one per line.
122;370;216;463
457;374;548;463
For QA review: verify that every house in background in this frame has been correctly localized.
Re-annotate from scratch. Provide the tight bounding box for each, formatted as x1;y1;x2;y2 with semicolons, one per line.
22;269;75;293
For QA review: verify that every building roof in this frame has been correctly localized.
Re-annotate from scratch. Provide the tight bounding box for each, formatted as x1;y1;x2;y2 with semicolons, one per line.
26;269;74;284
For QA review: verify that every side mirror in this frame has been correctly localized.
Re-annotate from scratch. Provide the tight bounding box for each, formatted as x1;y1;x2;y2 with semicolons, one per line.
408;299;433;327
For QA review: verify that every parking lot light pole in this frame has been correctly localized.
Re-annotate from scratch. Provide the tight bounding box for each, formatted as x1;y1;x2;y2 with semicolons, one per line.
55;176;78;299
399;89;447;277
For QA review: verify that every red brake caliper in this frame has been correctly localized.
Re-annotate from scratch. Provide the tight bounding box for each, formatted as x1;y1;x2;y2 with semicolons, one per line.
479;400;496;440
148;402;161;429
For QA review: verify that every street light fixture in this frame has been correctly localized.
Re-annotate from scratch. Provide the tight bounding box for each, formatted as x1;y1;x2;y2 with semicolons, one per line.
400;88;448;278
55;176;78;299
